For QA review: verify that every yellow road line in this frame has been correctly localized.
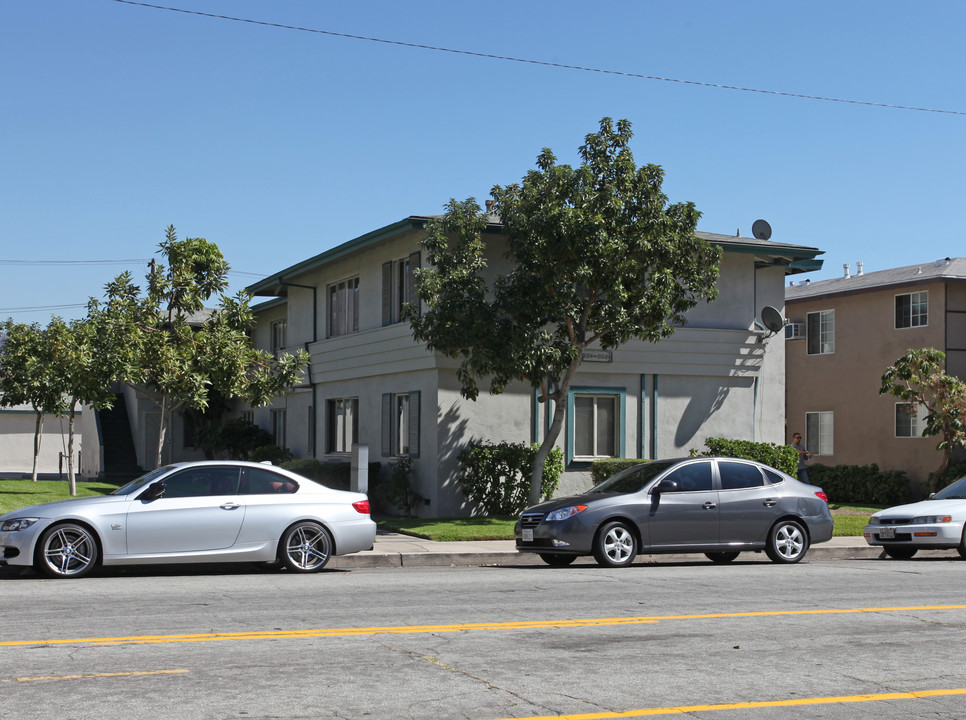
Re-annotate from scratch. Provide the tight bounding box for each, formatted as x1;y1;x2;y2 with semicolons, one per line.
487;688;966;719
2;605;964;648
10;669;189;683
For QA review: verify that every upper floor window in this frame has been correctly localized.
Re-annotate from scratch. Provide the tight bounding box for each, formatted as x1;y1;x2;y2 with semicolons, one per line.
270;320;287;354
382;252;420;325
806;310;834;355
328;277;360;338
895;403;924;438
896;291;928;329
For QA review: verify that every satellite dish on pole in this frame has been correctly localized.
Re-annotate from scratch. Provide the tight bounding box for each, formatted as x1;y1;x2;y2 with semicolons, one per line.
760;305;785;336
752;219;772;240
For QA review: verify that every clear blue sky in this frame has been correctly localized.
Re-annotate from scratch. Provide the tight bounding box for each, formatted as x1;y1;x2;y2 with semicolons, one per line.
3;0;964;324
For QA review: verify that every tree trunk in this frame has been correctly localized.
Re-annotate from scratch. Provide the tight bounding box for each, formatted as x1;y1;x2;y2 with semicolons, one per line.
154;394;170;470
67;403;77;496
31;408;43;482
528;358;582;506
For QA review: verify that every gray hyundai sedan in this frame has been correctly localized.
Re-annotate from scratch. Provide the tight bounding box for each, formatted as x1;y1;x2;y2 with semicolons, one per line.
515;457;833;567
0;461;376;579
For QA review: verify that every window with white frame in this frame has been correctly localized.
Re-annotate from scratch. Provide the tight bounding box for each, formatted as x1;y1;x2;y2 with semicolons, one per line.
271;409;286;449
572;393;620;460
895;402;924;438
240;410;254;425
806;310;835;355
805;411;833;455
381;391;420;457
327;398;358;454
895;291;928;329
382;253;420;325
270;320;287;354
328;277;360;338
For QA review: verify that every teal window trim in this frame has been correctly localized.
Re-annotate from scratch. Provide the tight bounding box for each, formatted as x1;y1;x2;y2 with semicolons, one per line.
567;386;627;465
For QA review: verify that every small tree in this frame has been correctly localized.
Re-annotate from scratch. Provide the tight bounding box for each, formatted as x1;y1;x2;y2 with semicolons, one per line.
880;347;966;477
409;118;721;504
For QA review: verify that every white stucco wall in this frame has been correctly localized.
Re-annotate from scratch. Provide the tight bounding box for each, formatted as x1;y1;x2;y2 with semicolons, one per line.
0;409;80;477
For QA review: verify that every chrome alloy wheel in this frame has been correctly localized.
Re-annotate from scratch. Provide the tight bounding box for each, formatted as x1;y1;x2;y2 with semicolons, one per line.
766;519;809;563
593;521;638;567
281;522;332;572
37;523;99;578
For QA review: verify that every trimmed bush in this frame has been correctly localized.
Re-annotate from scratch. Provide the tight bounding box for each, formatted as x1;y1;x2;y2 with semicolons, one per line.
249;444;294;464
279;458;382;492
704;437;797;476
457;441;564;515
371;456;423;516
591;459;651;485
807;463;908;505
927;461;966;495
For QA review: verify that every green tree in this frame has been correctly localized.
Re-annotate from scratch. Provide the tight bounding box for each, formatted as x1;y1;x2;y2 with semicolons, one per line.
101;226;308;468
409;118;721;504
880;347;966;477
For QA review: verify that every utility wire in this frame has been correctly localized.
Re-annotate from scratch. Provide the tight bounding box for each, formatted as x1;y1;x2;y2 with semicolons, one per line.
111;0;965;116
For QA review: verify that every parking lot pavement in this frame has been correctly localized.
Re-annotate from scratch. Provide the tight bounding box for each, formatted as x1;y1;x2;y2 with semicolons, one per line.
328;534;960;569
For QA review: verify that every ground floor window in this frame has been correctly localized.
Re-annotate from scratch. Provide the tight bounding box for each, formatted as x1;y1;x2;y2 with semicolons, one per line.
327;398;358;453
805;411;833;455
271;409;286;449
569;389;625;462
381;391;420;457
895;403;924;438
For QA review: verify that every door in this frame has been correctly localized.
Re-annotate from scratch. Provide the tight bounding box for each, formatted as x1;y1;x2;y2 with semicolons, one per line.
716;460;783;544
644;459;719;548
125;466;244;554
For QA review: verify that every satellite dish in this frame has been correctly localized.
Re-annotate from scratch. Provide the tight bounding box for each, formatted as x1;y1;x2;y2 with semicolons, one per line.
752;219;772;240
760;305;785;335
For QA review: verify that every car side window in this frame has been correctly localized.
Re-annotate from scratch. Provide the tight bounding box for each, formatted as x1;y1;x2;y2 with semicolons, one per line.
661;462;713;492
763;468;786;485
718;462;765;490
240;467;299;495
162;467;240;498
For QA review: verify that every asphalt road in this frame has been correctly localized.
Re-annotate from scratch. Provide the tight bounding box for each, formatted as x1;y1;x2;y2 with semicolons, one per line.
2;555;965;720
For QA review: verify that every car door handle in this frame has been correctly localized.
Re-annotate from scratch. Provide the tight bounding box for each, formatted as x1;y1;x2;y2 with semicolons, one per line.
763;499;778;507
220;502;241;510
703;502;717;510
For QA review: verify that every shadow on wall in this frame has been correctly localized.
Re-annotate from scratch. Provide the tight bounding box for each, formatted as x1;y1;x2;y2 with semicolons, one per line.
437;402;471;512
673;377;754;448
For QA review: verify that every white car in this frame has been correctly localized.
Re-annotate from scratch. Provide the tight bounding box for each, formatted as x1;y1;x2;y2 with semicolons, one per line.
0;461;376;578
863;475;966;559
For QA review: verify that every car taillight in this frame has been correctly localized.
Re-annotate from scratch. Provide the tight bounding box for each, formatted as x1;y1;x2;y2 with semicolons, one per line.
352;500;371;514
815;491;828;503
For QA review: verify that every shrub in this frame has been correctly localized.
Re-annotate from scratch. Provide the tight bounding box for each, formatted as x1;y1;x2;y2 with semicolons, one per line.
591;459;651;485
457;441;564;515
249;444;294;464
372;456;423;516
280;458;382;492
807;463;908;505
199;418;273;460
926;461;966;495
704;437;797;475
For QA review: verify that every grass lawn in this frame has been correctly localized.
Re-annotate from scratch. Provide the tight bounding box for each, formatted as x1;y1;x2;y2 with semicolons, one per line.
0;479;120;516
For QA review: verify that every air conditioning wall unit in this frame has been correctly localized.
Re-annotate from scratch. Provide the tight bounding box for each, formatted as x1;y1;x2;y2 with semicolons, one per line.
785;322;805;340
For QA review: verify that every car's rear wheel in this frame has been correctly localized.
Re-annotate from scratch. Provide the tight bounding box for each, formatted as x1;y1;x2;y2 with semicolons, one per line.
279;521;333;572
883;546;918;560
593;521;637;568
705;551;740;564
765;519;809;563
34;523;99;579
539;553;577;567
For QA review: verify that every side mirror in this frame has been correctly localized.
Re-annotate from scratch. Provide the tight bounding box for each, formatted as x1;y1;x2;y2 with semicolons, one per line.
139;480;166;502
652;479;678;494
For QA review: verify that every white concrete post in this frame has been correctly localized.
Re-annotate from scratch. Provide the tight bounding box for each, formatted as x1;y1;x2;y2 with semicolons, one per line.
351;443;369;493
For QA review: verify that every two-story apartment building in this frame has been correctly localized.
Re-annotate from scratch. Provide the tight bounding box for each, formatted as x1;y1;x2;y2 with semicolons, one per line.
245;215;823;516
785;258;966;487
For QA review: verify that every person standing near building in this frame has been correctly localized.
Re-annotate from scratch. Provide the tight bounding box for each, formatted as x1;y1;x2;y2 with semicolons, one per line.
791;432;812;483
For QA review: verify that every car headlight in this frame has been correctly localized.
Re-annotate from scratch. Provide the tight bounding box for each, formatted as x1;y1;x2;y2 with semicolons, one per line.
911;515;952;524
867;517;880;525
1;518;40;532
545;505;587;522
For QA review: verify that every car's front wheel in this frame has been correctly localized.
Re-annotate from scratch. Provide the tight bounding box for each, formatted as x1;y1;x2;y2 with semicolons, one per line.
539;553;577;567
593;521;637;568
279;521;333;572
883;546;918;560
705;551;740;564
765;519;809;564
34;522;99;579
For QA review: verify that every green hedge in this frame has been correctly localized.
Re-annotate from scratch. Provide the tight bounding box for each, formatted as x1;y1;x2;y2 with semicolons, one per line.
457;441;564;515
590;459;651;485
704;438;797;475
807;463;908;505
280;458;383;492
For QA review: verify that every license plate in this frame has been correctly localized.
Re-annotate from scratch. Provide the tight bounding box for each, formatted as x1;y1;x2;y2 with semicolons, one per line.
878;526;895;539
522;529;534;542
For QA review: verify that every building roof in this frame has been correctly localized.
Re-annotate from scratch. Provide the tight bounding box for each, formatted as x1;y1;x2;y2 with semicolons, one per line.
786;257;966;301
247;216;825;299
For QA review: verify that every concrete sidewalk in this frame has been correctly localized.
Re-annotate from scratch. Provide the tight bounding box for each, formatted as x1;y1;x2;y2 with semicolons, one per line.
328;534;949;569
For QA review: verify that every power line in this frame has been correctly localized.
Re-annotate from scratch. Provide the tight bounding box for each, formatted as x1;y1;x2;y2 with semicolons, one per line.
0;303;88;313
110;0;966;117
0;259;150;266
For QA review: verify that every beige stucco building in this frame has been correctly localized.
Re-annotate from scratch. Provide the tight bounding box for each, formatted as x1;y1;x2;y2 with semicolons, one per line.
785;258;966;488
243;215;822;516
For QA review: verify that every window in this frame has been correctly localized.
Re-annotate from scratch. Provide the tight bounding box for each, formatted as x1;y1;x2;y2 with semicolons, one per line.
718;461;765;490
328;277;360;337
896;291;928;329
381;391;420;457
572;393;621;460
271;409;286;448
327;398;358;453
895;403;924;438
240;410;254;425
806;310;834;355
382;252;420;325
805;411;833;455
271;320;287;354
240;467;298;494
163;467;240;498
661;461;713;492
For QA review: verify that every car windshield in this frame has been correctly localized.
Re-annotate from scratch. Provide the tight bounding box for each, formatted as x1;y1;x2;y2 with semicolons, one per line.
111;467;173;496
587;460;676;495
932;475;966;500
